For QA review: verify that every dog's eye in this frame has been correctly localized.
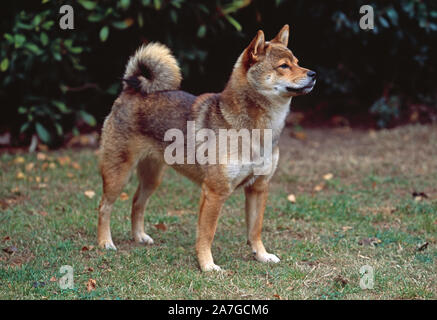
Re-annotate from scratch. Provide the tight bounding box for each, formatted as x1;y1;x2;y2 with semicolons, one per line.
279;64;289;69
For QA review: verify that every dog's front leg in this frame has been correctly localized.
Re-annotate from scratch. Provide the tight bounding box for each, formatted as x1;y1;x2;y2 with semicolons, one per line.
196;184;228;272
244;181;280;263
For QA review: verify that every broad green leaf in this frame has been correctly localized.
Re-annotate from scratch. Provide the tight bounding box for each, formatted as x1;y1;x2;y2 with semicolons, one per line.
171;0;182;9
378;16;389;28
25;43;43;55
79;0;97;10
87;14;105;22
0;58;9;72
197;25;206;38
33;15;42;26
154;0;161;10
53;52;62;61
20;122;30;133
100;26;109;42
119;0;130;9
386;7;399;26
4;33;14;43
64;39;73;48
16;22;34;30
35;122;51;143
170;10;177;23
112;21;130;29
52;100;70;113
55;123;63;136
80;111;97;126
42;21;55;30
72;127;80;136
69;46;83;54
138;13;144;27
14;34;26;48
18;106;28;114
40;32;49;46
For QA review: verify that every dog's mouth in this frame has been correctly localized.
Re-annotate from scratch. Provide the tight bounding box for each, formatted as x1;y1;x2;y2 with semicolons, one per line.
286;83;314;93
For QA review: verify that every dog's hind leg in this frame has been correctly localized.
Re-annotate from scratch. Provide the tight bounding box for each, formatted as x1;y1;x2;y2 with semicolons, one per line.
98;148;136;250
131;157;165;244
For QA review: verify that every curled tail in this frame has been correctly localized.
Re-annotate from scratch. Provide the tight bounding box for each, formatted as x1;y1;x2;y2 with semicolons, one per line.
123;42;182;94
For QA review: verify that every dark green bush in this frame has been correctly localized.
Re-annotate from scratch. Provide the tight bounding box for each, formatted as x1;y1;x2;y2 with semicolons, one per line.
1;0;436;148
0;0;250;147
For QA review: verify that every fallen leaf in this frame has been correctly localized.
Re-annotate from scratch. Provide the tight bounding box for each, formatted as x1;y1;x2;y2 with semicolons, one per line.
120;192;129;201
38;211;48;217
84;190;96;199
16;172;25;179
50;276;57;282
273;294;282;300
2;246;18;254
38;144;49;151
323;173;334;181
86;279;96;292
410;111;419;123
287;194;296;203
35;176;41;183
36;152;47;161
48;162;56;169
154;223;168;231
81;245;94;252
313;183;325;192
14;157;25;164
71;162;81;170
57;156;71;166
342;226;353;232
25;162;35;172
291;131;307;140
66;172;74;178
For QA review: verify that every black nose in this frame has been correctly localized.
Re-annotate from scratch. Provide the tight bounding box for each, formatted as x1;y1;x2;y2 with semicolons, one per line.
307;70;316;78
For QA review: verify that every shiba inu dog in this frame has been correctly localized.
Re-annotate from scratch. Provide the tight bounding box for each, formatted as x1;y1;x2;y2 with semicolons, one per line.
97;25;316;271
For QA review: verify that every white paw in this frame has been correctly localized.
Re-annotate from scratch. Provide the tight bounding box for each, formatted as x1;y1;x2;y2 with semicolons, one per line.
98;240;117;250
201;263;223;272
134;232;154;245
256;252;280;263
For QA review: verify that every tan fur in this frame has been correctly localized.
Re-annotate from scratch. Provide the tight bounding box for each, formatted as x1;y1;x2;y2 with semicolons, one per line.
97;25;315;271
123;42;182;94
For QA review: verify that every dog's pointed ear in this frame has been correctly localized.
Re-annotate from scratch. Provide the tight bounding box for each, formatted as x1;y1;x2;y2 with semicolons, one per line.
245;30;265;64
271;24;289;47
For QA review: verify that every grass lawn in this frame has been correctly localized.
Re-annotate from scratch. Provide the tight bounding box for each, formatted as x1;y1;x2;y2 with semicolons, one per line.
1;124;436;299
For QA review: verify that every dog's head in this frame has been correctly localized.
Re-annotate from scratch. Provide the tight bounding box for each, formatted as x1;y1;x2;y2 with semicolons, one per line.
241;25;316;98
